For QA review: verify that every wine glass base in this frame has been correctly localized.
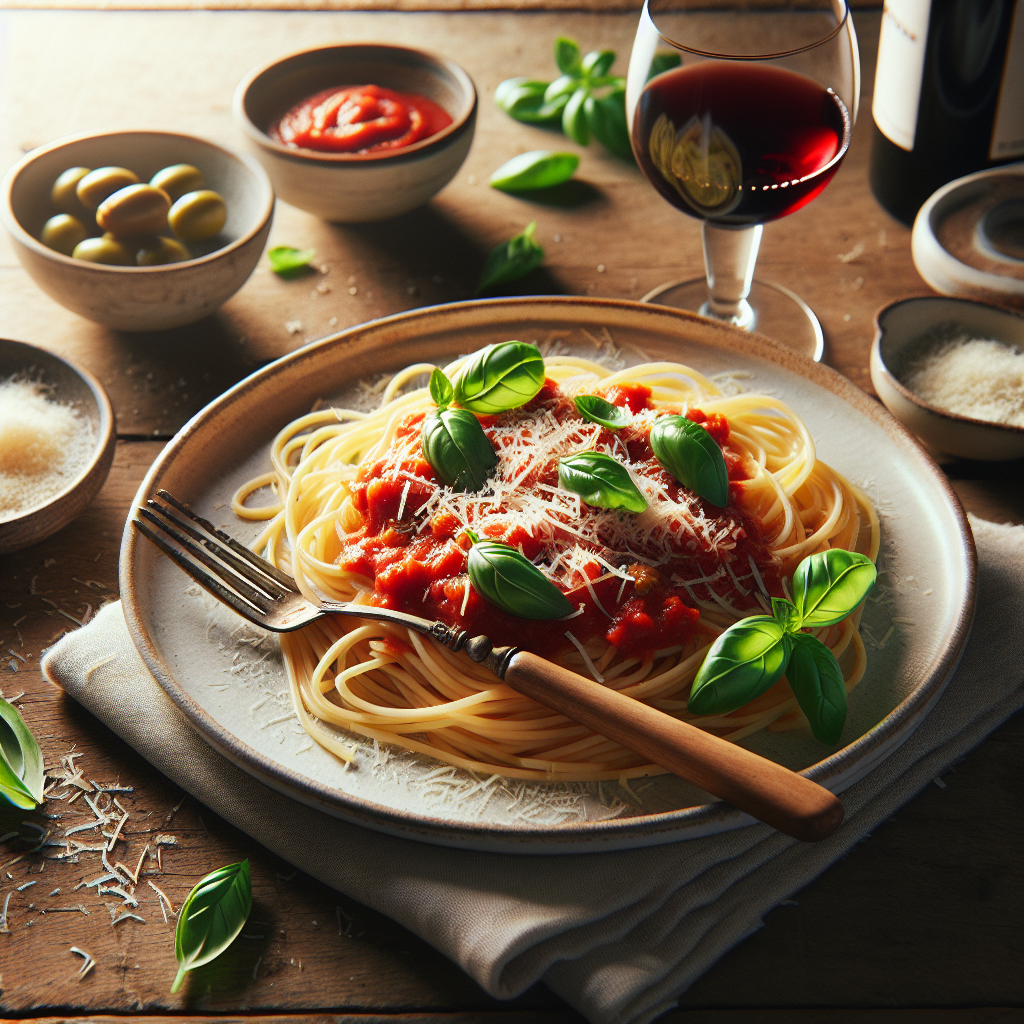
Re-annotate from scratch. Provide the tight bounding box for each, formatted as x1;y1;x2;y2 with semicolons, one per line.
640;278;825;362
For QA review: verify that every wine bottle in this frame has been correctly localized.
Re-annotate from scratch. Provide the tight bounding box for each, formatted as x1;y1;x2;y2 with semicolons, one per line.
869;0;1024;225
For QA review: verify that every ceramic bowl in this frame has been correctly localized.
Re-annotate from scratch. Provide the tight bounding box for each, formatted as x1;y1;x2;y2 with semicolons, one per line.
911;164;1024;312
1;131;274;332
233;43;476;222
0;338;116;554
871;296;1024;461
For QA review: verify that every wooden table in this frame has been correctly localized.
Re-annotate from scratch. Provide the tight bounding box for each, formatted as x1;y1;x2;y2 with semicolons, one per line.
1;7;1021;1022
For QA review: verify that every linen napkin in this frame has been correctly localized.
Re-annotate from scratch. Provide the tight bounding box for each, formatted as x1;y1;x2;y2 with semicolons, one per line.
43;515;1023;1024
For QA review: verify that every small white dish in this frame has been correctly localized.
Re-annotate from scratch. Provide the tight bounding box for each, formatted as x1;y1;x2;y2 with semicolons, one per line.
0;338;116;554
871;296;1024;461
912;164;1024;312
233;43;476;223
2;130;274;332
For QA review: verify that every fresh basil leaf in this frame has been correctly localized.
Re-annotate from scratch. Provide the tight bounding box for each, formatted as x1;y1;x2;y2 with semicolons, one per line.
421;408;498;492
585;88;633;159
688;616;792;715
574;394;633;429
468;538;573;619
453;340;546;413
268;246;315;277
771;597;802;634
0;696;43;809
786;632;847;745
490;151;579;192
555;36;583;76
429;368;454;410
171;859;252;993
650;415;729;508
792;549;877;628
544;74;580;104
648;50;682;81
558;451;648;513
495;79;567;124
582;49;616;78
476;222;545;295
562;87;591;146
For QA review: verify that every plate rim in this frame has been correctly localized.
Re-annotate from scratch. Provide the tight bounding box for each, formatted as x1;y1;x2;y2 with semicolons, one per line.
120;296;977;851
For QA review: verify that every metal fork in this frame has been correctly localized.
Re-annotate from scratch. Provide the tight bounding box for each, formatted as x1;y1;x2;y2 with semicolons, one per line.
133;490;844;842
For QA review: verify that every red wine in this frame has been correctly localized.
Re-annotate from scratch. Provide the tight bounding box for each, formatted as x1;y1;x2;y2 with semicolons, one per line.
869;0;1023;226
632;62;850;227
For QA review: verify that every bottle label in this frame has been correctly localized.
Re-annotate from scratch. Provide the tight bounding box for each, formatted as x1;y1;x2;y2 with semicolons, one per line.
991;0;1024;159
872;0;932;152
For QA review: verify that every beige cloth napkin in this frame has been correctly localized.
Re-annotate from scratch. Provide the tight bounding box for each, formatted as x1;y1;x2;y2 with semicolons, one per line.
43;515;1023;1024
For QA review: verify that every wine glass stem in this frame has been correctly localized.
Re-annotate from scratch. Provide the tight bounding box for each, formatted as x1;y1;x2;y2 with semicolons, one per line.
700;222;763;330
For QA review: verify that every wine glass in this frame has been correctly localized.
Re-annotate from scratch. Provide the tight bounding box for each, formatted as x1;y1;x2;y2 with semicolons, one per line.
626;0;859;360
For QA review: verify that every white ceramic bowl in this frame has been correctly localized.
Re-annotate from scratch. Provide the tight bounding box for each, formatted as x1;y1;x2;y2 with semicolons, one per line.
911;164;1024;311
233;43;476;223
871;296;1024;461
0;337;116;554
1;131;274;332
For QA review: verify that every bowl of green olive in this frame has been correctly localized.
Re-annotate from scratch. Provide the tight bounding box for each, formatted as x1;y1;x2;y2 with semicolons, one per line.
1;130;274;331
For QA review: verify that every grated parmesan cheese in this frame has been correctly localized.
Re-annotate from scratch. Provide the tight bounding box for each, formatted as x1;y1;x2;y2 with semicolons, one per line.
901;335;1024;427
0;376;95;518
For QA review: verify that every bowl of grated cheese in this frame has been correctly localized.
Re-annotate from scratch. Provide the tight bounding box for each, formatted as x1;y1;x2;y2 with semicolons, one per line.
871;296;1024;461
0;338;116;553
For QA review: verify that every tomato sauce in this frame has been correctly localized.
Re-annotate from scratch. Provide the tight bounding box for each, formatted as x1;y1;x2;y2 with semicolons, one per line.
339;381;784;661
270;85;453;155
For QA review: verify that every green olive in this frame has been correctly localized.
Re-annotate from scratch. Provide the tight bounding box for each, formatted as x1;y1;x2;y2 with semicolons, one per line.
40;214;89;256
136;235;191;266
149;164;205;202
168;189;227;241
51;167;92;215
72;235;134;266
97;184;170;237
76;166;139;211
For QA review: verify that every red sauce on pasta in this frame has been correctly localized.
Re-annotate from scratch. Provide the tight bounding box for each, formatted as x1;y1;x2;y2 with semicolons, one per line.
270;85;453;154
339;380;784;660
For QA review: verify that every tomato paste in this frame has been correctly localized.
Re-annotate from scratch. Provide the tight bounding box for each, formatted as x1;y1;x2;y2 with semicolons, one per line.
270;84;453;154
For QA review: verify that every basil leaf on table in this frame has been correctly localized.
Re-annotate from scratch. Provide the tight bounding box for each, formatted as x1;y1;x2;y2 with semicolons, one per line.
422;408;498;492
490;151;580;193
650;415;729;508
476;222;545;295
584;89;633;160
429;367;454;410
785;632;848;745
544;74;579;104
687;616;792;716
494;78;567;124
453;340;545;413
467;536;573;619
792;549;877;627
574;394;633;429
555;36;583;76
558;451;647;513
0;696;44;810
171;859;252;993
562;87;591;146
582;49;616;78
267;246;315;277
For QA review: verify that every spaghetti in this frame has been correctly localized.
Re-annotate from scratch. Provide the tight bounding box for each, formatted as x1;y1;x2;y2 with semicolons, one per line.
234;352;879;782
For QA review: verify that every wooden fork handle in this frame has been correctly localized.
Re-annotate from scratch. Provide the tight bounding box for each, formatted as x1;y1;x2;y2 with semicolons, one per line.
502;650;844;843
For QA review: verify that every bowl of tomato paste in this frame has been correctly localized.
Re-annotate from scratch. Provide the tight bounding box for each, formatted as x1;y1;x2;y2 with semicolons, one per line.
233;43;476;223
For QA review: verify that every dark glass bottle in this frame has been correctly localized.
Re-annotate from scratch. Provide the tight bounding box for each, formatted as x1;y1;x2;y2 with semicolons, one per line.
869;0;1023;225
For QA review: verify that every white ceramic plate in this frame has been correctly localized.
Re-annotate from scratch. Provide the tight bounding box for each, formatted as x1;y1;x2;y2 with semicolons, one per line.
120;298;975;853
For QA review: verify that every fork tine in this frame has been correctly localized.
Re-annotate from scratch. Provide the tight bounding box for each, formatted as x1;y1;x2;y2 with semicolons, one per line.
136;506;277;613
155;489;298;591
132;518;270;628
145;499;288;601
